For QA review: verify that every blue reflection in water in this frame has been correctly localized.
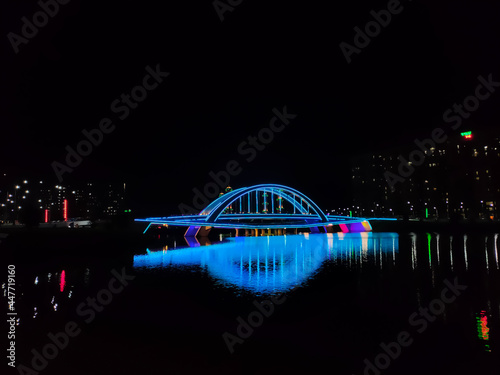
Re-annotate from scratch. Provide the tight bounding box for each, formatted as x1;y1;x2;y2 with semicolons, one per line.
133;233;399;295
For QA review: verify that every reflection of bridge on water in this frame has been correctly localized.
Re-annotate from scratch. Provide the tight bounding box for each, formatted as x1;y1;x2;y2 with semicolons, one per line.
133;232;399;294
135;184;396;237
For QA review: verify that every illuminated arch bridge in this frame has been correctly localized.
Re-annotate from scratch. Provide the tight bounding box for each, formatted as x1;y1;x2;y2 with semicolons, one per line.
135;184;395;237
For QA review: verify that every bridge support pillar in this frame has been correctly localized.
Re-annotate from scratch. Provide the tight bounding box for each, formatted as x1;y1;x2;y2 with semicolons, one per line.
185;226;211;237
185;226;201;237
198;226;211;237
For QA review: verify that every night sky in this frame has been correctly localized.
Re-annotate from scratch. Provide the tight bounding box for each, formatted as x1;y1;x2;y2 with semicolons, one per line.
1;0;500;216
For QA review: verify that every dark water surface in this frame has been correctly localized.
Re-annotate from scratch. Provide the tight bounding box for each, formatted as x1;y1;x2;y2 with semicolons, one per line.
3;230;499;374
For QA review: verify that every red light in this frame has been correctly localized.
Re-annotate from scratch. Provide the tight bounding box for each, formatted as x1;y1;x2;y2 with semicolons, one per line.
60;270;66;292
63;199;68;221
464;134;473;139
44;209;49;223
480;310;490;340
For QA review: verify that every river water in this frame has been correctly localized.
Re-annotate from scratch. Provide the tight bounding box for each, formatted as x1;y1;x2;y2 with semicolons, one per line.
5;231;499;374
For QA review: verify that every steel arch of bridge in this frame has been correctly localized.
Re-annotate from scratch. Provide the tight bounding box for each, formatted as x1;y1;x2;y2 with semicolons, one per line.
200;184;328;223
135;183;396;237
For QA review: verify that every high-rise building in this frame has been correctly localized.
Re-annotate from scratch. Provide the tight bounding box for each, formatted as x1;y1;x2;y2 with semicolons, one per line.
0;178;127;223
350;129;500;220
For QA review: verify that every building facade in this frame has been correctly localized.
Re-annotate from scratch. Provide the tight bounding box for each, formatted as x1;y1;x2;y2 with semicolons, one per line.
350;129;500;220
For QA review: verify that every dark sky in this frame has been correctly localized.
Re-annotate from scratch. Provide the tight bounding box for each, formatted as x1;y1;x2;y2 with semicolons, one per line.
1;0;499;215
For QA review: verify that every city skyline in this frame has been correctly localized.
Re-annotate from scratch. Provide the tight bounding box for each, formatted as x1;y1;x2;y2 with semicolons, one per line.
3;125;500;222
2;1;500;217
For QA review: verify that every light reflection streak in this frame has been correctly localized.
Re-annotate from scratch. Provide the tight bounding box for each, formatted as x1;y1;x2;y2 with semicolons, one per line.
450;236;454;271
427;233;434;287
392;236;396;266
60;270;66;292
485;236;489;272
464;235;468;270
495;234;499;269
436;234;440;265
410;233;417;270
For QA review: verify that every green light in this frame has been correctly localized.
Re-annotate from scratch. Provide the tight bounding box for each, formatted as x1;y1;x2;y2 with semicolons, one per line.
460;131;471;136
349;210;352;217
425;208;428;218
427;232;432;264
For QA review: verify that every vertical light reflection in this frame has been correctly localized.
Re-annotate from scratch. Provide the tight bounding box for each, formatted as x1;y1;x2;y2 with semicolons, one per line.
60;270;66;292
378;235;383;270
450;236;454;271
464;234;468;270
427;233;432;268
485;236;489;272
361;232;368;267
257;248;260;287
273;247;276;288
495;233;499;269
429;234;435;286
350;241;353;269
281;250;284;284
265;240;268;286
249;249;252;282
436;234;440;265
327;233;333;260
295;245;298;282
392;236;396;266
240;253;243;283
411;233;417;270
